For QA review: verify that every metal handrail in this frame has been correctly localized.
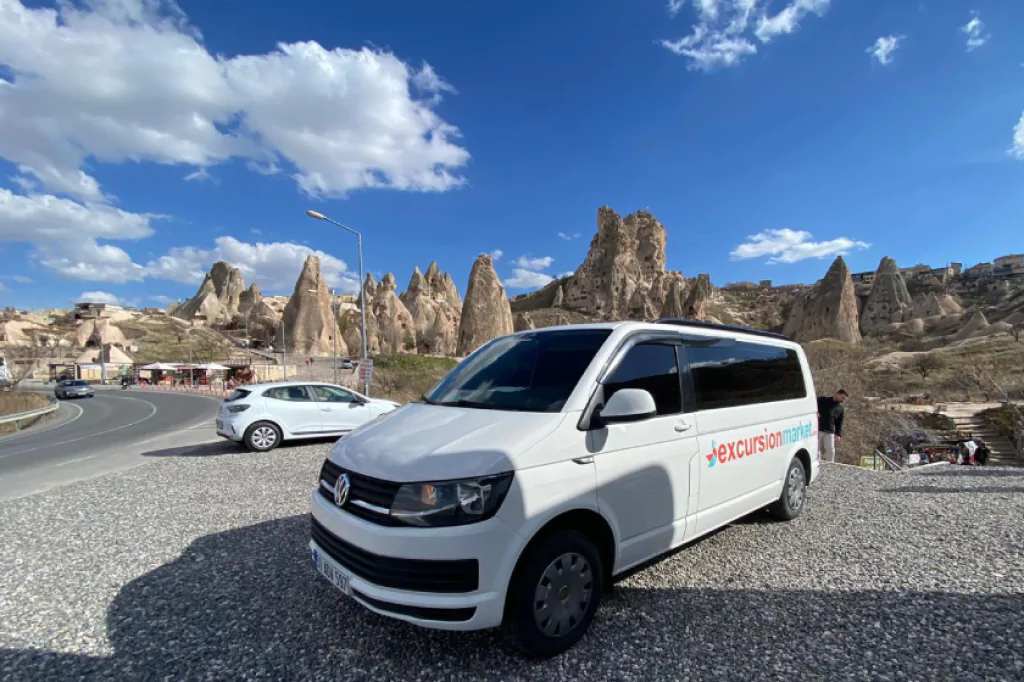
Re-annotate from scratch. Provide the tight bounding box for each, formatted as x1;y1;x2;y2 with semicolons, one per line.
0;399;59;430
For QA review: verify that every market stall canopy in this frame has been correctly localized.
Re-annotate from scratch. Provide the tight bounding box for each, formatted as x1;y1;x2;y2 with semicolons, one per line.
196;362;231;371
139;362;179;370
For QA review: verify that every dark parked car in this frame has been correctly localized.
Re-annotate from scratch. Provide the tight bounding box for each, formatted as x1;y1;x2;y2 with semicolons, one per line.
340;357;354;369
55;380;94;400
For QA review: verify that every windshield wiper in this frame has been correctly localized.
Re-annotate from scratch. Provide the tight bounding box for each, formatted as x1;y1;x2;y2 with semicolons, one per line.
419;394;438;405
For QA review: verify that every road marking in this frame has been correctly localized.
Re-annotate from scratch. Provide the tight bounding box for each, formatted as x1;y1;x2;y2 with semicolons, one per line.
54;454;97;468
0;395;159;459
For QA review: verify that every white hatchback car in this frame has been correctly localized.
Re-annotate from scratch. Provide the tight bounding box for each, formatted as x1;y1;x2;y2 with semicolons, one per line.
216;381;399;452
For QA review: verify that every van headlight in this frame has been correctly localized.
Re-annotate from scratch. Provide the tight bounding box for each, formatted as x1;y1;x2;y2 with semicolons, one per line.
389;472;514;527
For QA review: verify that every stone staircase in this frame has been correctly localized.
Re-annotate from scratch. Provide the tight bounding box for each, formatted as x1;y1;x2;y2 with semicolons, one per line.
942;403;1021;467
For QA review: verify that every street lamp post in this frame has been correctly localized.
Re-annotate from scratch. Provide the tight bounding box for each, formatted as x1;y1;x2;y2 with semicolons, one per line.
306;210;368;395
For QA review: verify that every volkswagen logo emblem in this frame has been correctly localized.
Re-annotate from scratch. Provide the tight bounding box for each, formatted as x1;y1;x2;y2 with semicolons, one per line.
334;473;351;507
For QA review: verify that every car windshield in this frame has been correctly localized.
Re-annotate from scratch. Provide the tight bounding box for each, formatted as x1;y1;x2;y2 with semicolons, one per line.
65;380;87;387
425;329;612;412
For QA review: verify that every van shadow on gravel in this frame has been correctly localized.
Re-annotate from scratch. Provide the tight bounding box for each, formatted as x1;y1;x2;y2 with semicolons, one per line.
141;438;341;458
2;515;1022;681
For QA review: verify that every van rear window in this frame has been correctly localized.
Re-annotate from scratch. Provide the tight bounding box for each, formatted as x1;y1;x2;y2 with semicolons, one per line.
688;341;805;410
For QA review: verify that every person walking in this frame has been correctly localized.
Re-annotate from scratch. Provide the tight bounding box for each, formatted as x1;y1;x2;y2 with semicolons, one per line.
816;389;848;463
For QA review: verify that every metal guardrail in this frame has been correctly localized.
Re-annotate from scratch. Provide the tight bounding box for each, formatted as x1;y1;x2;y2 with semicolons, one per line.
0;398;59;431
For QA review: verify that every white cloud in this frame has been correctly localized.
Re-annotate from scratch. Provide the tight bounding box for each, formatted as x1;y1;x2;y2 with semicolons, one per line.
150;295;173;305
145;236;358;293
514;255;554;270
730;228;870;264
3;275;34;284
558;271;576;279
667;0;686;17
0;282;10;293
504;268;554;290
0;189;158;283
868;34;904;66
1012;110;1024;160
557;232;582;240
0;0;469;201
661;0;830;70
78;290;122;305
487;249;503;261
250;228;262;236
961;12;989;52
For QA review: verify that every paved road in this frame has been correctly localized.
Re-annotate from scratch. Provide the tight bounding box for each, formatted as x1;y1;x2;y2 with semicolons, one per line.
0;388;223;500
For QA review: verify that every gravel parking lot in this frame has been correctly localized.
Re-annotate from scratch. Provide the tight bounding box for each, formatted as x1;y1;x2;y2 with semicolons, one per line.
1;442;1022;681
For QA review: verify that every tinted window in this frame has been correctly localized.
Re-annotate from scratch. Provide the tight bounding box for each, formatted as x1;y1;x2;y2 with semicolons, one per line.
688;341;805;410
426;329;612;412
311;385;355;403
604;343;681;415
264;386;313;402
225;388;251;403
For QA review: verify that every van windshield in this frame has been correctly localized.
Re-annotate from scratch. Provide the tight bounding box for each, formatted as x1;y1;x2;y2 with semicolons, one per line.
425;329;612;412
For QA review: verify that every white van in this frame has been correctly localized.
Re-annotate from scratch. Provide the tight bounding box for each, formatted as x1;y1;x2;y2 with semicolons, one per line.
309;320;819;657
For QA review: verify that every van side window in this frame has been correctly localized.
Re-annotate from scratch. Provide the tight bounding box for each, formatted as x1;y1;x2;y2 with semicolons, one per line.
687;341;806;410
604;343;682;415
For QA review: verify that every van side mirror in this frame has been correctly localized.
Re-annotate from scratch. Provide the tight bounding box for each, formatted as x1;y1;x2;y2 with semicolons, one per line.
593;389;657;427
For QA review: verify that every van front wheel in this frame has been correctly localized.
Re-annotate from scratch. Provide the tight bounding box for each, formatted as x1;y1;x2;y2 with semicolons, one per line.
504;529;603;658
769;457;807;521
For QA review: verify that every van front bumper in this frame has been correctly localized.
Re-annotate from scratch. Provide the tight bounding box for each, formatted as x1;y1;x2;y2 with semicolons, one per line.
309;489;525;631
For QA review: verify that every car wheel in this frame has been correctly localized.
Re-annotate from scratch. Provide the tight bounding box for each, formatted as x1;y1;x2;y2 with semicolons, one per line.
244;422;282;452
769;456;807;521
503;529;603;658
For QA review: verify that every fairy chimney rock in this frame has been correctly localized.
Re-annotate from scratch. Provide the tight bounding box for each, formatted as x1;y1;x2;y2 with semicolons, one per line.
281;255;347;356
860;257;913;335
373;272;417;355
399;262;463;356
783;256;862;344
457;254;514;356
173;261;246;324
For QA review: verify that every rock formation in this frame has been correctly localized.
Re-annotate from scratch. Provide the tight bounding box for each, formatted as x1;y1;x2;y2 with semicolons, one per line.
514;311;535;332
682;274;714;321
72;319;128;348
860;257;913;335
783;257;862;344
238;283;262;315
551;284;564;308
281;255;347;356
373;273;417;355
660;279;686;318
909;292;962;320
951;309;989;343
173;261;245;324
559;207;682;319
399;261;462;355
457;254;514;356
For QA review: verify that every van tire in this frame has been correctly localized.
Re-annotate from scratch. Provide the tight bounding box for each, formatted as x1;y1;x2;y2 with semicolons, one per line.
769;456;807;521
244;422;281;452
503;529;603;658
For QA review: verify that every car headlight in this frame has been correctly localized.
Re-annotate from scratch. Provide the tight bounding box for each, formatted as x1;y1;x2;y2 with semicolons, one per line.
389;472;514;527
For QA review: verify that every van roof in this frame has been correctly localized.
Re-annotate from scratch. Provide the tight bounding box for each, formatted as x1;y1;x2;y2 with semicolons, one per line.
512;319;795;344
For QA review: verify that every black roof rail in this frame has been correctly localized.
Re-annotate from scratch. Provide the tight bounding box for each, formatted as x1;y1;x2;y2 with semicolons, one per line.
654;318;789;341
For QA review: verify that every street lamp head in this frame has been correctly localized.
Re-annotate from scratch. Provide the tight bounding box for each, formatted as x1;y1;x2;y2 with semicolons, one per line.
306;210;326;220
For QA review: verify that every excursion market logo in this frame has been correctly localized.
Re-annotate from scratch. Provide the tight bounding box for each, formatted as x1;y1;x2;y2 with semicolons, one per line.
706;421;815;468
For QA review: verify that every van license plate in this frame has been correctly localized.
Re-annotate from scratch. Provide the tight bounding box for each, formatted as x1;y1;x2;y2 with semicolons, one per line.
313;549;350;595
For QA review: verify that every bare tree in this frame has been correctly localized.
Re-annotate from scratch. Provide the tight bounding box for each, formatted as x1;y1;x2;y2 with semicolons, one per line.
1012;322;1023;343
1;345;49;388
912;353;946;380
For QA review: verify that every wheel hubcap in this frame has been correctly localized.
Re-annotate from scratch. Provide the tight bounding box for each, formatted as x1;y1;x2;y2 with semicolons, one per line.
533;553;592;639
787;466;806;509
253;427;276;448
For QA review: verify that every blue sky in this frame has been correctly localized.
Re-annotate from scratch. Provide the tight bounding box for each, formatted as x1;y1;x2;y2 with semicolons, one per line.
1;0;1022;309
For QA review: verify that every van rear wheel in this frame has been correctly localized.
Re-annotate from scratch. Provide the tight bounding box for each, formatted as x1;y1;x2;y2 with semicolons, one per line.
503;529;603;658
769;456;807;521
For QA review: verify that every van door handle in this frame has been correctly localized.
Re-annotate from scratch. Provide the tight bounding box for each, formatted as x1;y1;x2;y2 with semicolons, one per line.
674;423;692;432
572;456;594;465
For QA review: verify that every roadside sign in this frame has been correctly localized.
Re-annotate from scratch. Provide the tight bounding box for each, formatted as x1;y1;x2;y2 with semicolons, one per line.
357;359;373;385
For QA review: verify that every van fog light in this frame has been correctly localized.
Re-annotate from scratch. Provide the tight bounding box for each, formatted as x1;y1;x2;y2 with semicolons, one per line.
389;473;514;527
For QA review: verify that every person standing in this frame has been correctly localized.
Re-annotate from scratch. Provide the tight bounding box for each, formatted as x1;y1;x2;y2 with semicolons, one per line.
816;389;848;463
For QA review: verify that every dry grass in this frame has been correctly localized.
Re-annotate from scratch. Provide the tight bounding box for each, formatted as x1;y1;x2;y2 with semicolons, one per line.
372;355;458;404
115;320;238;364
0;391;52;434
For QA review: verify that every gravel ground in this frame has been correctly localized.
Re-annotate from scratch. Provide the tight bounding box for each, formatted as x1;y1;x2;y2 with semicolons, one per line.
1;443;1022;681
